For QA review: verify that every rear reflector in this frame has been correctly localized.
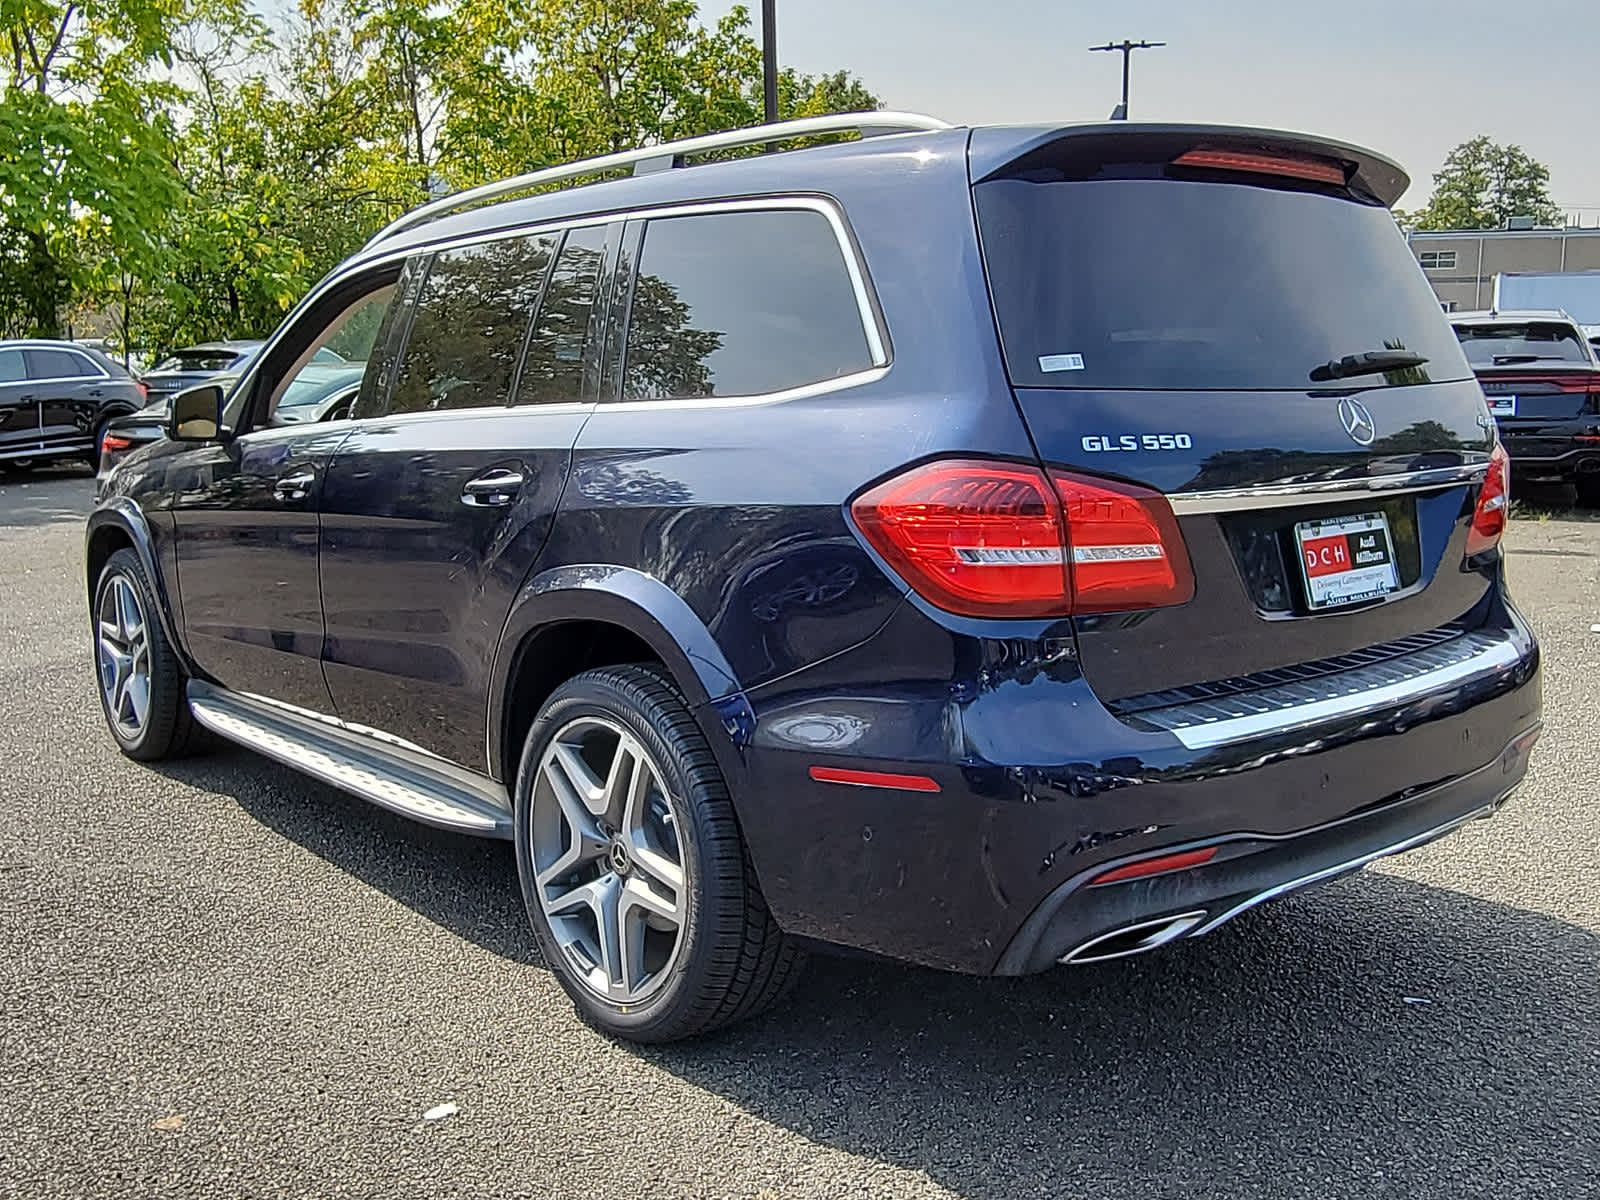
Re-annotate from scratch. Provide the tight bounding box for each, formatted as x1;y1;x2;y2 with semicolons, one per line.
850;459;1193;618
1465;443;1510;557
1173;148;1347;187
808;766;941;793
1090;846;1219;886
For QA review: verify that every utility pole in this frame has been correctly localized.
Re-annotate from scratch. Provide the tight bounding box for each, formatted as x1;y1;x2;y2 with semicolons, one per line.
762;0;778;125
1088;39;1165;120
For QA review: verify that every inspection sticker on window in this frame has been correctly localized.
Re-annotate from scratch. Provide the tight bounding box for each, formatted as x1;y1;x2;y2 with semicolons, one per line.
1038;353;1085;373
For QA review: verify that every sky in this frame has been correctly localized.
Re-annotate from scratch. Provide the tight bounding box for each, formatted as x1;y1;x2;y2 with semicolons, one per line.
700;0;1600;218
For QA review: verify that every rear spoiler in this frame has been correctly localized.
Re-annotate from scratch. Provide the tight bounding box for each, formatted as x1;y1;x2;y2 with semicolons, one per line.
968;123;1410;209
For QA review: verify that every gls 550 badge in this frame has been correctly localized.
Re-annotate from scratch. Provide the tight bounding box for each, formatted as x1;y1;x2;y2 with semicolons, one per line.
1081;433;1194;453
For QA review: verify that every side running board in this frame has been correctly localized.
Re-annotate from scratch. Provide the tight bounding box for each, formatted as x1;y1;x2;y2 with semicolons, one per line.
187;682;512;838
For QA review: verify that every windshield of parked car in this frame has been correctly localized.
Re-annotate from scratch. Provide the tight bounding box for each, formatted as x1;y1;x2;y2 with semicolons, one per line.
975;177;1472;390
150;349;246;373
1454;321;1592;366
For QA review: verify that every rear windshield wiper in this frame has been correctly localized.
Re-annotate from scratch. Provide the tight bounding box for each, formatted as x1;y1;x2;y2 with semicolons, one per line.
1490;353;1566;365
1310;349;1429;382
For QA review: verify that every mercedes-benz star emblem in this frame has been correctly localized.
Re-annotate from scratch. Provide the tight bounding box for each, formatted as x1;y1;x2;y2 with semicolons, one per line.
1337;396;1377;447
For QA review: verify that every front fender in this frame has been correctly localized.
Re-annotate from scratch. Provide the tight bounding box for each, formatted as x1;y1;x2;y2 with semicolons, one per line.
488;563;753;781
85;499;193;674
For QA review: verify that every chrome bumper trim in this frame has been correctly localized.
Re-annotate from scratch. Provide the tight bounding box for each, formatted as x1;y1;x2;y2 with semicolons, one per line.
1132;630;1523;750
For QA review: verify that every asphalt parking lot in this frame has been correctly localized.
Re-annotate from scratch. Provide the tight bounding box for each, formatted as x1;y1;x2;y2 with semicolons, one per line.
1;466;1596;1199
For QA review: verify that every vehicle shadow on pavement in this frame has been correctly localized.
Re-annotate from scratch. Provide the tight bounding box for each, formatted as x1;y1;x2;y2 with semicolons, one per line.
156;748;1596;1196
0;466;96;529
153;747;539;967
649;874;1598;1198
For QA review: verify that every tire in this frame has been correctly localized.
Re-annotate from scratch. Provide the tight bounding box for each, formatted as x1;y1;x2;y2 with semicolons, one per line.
513;664;804;1043
1576;475;1600;509
84;421;109;470
92;548;198;761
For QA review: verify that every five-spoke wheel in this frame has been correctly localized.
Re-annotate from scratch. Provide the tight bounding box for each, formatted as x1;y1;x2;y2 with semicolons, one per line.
97;573;152;739
532;717;688;1004
514;665;804;1042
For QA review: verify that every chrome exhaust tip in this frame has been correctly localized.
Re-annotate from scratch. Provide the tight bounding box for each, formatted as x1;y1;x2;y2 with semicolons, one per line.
1058;910;1207;965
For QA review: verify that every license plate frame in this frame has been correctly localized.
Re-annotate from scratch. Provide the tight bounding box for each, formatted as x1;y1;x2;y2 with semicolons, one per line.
1294;511;1402;610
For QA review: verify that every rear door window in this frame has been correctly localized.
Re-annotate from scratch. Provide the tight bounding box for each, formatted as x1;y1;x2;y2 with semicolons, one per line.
0;350;24;382
515;225;608;406
25;348;98;380
619;208;875;401
1455;321;1592;367
975;178;1473;390
388;233;557;415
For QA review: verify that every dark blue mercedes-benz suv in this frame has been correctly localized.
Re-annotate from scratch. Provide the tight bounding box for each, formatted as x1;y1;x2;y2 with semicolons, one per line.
86;113;1542;1042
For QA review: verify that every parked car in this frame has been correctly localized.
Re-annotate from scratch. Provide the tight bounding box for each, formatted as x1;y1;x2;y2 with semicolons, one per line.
137;340;265;410
86;114;1542;1044
0;339;146;472
1450;309;1600;505
96;364;362;482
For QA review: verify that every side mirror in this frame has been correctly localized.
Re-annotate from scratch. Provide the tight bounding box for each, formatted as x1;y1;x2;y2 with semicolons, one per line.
169;383;226;442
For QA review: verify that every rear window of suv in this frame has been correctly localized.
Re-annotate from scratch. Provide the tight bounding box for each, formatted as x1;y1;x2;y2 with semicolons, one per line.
975;178;1472;391
1454;321;1592;367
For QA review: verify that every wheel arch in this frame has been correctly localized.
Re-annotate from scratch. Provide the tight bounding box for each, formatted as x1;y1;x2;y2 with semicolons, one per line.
489;565;748;789
85;501;193;674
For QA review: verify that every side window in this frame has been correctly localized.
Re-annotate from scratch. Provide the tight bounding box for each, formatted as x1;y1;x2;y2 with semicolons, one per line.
389;233;558;416
0;349;25;382
25;348;97;380
516;225;608;405
620;209;875;401
349;256;428;421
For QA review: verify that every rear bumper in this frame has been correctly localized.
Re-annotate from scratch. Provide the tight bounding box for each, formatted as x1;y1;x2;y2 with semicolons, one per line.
727;596;1541;975
1500;428;1600;481
996;723;1537;972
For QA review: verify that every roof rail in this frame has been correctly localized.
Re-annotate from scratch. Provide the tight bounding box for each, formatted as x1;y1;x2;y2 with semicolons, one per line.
365;111;954;247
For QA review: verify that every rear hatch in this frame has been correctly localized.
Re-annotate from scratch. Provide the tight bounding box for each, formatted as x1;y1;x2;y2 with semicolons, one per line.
1456;318;1600;460
141;349;252;404
970;125;1498;700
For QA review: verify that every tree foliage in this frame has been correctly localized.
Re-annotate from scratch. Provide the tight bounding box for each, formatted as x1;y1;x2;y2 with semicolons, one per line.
1414;136;1563;231
0;0;882;352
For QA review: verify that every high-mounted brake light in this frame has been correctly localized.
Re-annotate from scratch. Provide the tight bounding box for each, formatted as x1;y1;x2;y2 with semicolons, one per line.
1172;148;1348;187
1465;443;1510;557
850;459;1194;618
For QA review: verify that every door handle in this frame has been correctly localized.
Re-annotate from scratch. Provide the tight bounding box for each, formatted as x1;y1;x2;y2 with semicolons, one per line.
461;468;526;507
273;468;316;502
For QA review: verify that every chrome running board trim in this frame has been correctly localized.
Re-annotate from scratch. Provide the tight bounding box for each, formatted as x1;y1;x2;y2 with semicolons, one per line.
1167;462;1488;515
1187;800;1497;938
187;682;511;837
1133;631;1522;750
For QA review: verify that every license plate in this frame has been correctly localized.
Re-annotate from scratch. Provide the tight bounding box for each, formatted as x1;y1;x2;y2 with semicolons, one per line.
1486;395;1517;417
1295;512;1401;610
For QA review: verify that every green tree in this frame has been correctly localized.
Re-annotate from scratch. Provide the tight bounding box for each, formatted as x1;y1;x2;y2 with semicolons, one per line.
1415;136;1563;231
0;0;192;335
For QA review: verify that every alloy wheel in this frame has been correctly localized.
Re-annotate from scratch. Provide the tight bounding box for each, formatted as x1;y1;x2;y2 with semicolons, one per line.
531;716;688;1004
97;574;151;739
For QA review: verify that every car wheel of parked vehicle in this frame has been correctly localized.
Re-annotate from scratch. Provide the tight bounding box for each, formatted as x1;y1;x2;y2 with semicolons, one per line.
1576;476;1600;509
514;665;803;1042
93;549;196;761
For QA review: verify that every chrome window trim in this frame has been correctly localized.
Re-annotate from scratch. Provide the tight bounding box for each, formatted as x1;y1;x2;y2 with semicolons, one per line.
225;195;890;428
1167;462;1489;516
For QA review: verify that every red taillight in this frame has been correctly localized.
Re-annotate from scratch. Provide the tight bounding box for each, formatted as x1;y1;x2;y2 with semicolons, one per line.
1465;444;1510;557
850;459;1193;618
136;380;149;400
101;433;134;454
1089;846;1219;886
1172;148;1348;187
